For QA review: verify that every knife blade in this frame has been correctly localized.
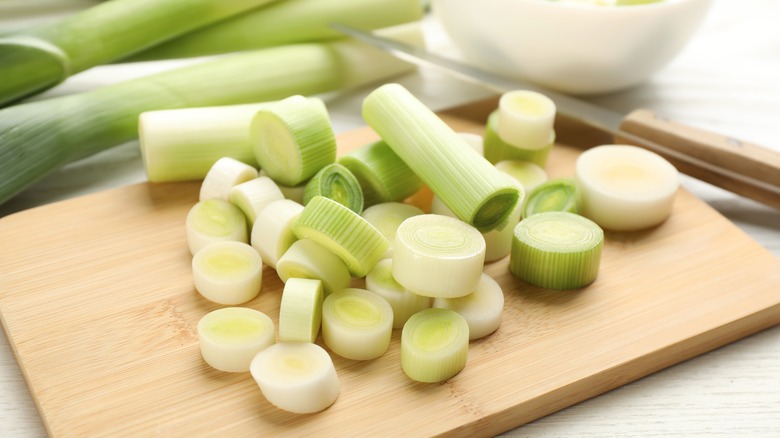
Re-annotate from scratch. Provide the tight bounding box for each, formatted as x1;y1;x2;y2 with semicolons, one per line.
331;22;780;209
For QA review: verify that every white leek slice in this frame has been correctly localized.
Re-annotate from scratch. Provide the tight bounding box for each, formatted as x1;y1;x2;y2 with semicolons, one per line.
575;144;679;231
361;202;424;259
392;214;486;298
229;176;284;225
484;110;554;166
192;241;263;304
321;288;393;360
497;90;556;150
186;199;248;256
510;211;603;290
495;160;548;194
365;259;432;329
198;307;274;372
401;308;469;383
278;278;324;343
276;238;351;295
523;178;581;218
433;273;504;340
303;162;364;213
250;342;339;414
250;198;303;269
199;156;258;201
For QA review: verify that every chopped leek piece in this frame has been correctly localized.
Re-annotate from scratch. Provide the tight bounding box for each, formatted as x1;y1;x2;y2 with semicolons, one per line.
401;308;469;383
523;178;581;218
433;273;504;340
575;144;679;231
186;199;247;256
497;90;556;150
250;342;339;414
303;163;364;214
250;199;303;269
279;278;324;343
365;259;432;329
293;196;389;277
495;160;548;194
229;176;285;225
361;202;424;259
199;157;258;202
483;110;554;166
362;83;520;232
276;239;351;296
510;211;603;290
192;241;263;304
198;307;274;373
321;288;394;360
392;214;486;298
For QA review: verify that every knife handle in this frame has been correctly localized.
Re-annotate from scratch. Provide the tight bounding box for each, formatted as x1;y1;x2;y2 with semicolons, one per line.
616;109;780;209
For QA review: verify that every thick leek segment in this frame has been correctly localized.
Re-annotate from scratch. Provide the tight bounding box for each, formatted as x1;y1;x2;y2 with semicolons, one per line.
362;83;520;232
192;241;263;304
303;163;364;214
523;178;581;218
250;199;303;270
250;95;337;187
483;111;554;166
198;307;274;373
497;90;556;150
276;239;351;296
337;140;422;207
250;342;339;414
365;259;432;329
186;199;248;256
510;211;604;290
495;160;548;194
321;288;394;360
293;196;389;278
229;176;285;225
199;157;258;202
392;214;486;298
279;278;324;343
433;273;504;340
361;202;424;259
401;308;469;383
575;144;679;231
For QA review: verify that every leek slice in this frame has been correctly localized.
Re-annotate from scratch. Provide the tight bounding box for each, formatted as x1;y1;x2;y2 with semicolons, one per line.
365;259;432;329
495;160;548;194
276;239;351;296
523;178;581;218
575;144;679;231
250;95;337;187
321;288;394;360
303;163;364;214
250;342;339;414
199;157;258;202
198;307;274;373
192;241;263;304
293;196;389;278
392;214;486;298
186;199;248;256
361;202;424;259
228;176;285;225
279;278;324;343
497;90;556;150
250;199;303;270
362;83;520;232
483;110;554;166
510;211;603;290
433;273;504;340
401;308;469;383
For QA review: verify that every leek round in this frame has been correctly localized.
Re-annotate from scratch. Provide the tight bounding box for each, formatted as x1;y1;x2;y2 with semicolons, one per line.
523;178;581;218
401;308;469;383
321;288;393;360
192;241;263;304
365;259;432;329
303;163;364;214
250;199;303;269
278;278;324;343
433;273;504;340
276;239;351;296
199;157;258;202
483;110;554;166
198;307;274;373
186;199;248;256
361;202;424;259
497;90;556;150
228;176;284;225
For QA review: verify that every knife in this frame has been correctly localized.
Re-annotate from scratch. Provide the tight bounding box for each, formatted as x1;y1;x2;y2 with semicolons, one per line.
331;23;780;210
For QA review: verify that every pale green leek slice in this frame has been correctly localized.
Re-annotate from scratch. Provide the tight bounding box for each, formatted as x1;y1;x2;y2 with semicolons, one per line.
361;202;424;259
250;95;336;187
433;273;504;340
250;199;303;269
276;239;351;296
483;110;554;166
229;176;285;225
495;160;548;194
250;342;339;414
497;90;556;150
401;308;469;383
510;211;603;290
192;241;263;304
303;163;364;214
186;199;248;256
361;83;520;232
523;178;581;218
279;278;324;343
198;307;274;373
321;288;394;360
365;259;432;329
293;196;389;277
392;214;486;298
199;157;258;202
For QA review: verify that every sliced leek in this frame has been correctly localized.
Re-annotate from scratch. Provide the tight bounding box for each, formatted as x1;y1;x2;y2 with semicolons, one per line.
278;278;324;343
199;157;258;202
483;111;554;166
433;273;504;340
523;178;581;218
198;307;274;373
575;144;679;231
392;214;486;298
321;288;394;360
360;202;424;259
497;90;556;150
495;160;548;194
365;259;432;329
186;199;247;256
250;342;339;414
276;239;351;296
192;241;263;304
303;163;364;214
250;199;303;269
401;308;469;383
229;176;285;225
510;211;603;290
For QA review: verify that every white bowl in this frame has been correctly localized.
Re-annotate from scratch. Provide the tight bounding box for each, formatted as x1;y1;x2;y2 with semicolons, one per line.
431;0;712;95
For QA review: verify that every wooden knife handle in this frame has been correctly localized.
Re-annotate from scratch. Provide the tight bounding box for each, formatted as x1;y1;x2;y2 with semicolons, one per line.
616;109;780;209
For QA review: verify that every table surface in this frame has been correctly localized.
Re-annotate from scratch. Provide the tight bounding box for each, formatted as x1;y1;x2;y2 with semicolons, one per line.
1;1;779;436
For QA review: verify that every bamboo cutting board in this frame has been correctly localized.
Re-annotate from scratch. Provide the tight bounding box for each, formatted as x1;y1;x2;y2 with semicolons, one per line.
1;99;779;437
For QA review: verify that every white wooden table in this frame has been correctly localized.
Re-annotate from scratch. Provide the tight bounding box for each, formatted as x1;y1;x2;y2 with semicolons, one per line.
1;1;779;436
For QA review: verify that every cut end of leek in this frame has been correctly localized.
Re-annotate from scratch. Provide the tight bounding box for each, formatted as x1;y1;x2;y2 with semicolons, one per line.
200;157;258;202
483;110;554;167
523;178;581;218
198;307;274;373
433;273;504;340
365;259;432;329
192;241;263;304
186;199;248;256
322;288;394;360
497;90;556;150
401;308;469;383
250;198;303;269
303;162;364;214
361;202;424;259
279;278;324;343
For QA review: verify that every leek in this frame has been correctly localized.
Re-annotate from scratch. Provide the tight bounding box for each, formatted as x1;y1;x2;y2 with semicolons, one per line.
278;278;324;343
276;239;351;296
483;111;554;166
321;288;394;360
198;307;274;373
199;157;258;202
365;259;432;329
229;176;284;225
401;308;469;383
250;199;303;269
497;90;556;150
433;273;504;340
303;163;364;214
360;202;424;259
192;241;264;304
186;199;248;256
523;178;581;218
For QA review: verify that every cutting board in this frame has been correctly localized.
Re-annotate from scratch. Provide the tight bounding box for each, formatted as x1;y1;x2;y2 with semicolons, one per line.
1;98;779;437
